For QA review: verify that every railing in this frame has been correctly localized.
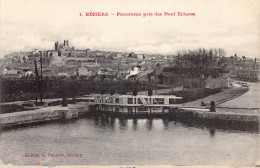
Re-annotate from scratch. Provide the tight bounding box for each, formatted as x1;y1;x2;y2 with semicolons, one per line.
139;98;147;104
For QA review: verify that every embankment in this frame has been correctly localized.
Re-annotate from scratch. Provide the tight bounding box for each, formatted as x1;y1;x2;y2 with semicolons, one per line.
181;87;249;108
0;104;91;128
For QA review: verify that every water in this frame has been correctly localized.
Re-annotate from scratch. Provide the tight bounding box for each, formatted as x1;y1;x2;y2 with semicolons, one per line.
1;82;260;166
0;118;259;166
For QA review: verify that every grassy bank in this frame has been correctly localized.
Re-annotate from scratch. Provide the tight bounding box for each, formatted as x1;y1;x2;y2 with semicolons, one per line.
172;88;221;103
182;87;249;108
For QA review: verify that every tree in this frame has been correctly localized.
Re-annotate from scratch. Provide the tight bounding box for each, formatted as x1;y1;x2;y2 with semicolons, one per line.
110;89;115;95
133;87;137;96
175;48;227;77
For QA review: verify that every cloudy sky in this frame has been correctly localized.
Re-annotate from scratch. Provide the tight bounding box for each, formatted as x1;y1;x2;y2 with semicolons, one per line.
0;0;259;58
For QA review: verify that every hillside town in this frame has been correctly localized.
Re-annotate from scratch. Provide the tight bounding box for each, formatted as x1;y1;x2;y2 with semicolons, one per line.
0;40;259;86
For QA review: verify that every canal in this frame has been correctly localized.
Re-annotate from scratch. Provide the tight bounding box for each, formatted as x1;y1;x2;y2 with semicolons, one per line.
0;82;260;167
0;117;259;166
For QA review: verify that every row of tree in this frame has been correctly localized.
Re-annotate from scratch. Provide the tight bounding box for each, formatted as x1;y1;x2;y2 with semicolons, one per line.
175;48;227;69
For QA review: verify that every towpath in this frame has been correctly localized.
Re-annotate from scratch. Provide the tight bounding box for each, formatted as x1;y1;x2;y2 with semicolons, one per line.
218;82;260;109
181;87;248;108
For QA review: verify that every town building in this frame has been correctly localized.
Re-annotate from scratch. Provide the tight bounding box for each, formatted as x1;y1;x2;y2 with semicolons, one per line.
54;40;74;51
137;54;144;60
77;67;92;76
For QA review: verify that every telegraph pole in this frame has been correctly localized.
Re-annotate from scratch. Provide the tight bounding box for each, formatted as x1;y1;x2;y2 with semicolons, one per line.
40;53;43;104
34;60;39;104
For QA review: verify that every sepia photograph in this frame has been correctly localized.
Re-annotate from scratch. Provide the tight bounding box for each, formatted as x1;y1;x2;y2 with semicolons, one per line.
0;0;259;167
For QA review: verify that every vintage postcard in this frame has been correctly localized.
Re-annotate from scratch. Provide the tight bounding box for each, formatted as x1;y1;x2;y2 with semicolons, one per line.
0;0;259;168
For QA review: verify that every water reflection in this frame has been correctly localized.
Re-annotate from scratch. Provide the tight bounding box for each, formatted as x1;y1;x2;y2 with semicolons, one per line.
0;117;259;166
132;118;138;131
119;118;128;131
210;128;215;137
94;116;99;126
1;115;259;135
88;116;258;134
145;119;153;130
101;116;109;126
171;117;259;134
162;118;169;129
110;117;115;127
209;122;216;137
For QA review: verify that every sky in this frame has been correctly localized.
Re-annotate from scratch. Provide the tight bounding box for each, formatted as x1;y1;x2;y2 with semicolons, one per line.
0;0;259;58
